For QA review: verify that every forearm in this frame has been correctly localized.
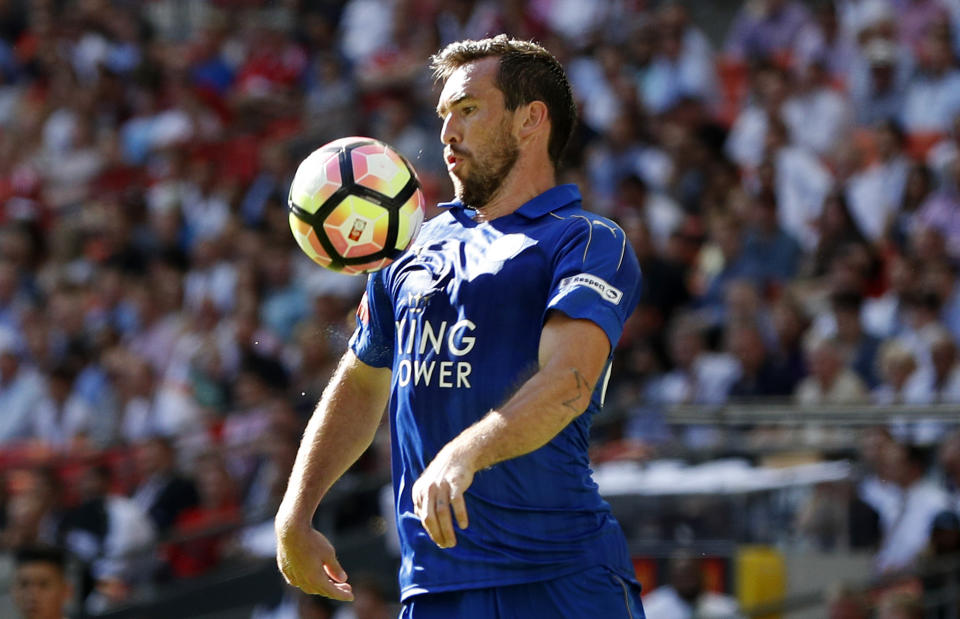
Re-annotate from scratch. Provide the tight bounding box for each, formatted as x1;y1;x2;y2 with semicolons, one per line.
280;351;391;519
450;363;596;472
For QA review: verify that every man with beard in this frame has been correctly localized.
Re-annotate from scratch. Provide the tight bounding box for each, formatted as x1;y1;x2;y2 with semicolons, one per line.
276;36;644;618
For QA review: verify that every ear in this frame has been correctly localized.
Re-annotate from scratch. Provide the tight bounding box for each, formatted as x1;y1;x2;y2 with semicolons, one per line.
516;101;549;140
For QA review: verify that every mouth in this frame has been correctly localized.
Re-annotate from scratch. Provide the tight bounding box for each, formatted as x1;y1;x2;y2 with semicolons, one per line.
446;150;466;171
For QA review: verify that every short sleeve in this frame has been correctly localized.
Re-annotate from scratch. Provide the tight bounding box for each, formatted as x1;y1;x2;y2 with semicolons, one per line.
546;218;642;350
348;271;395;368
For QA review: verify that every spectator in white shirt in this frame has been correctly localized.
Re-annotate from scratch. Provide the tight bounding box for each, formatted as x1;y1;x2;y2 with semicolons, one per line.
0;327;47;444
862;254;918;338
926;112;960;181
873;339;920;404
641;552;743;619
783;60;853;157
650;314;738;407
874;442;949;574
845;120;910;243
764;117;834;251
726;63;790;169
794;0;859;83
30;362;101;451
639;4;717;115
901;29;960;133
903;326;960;403
795;334;870;405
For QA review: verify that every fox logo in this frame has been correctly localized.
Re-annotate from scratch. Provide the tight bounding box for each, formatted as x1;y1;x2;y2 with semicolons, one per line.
349;218;367;241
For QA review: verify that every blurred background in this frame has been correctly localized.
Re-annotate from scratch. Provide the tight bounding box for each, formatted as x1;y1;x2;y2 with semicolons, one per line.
1;0;960;617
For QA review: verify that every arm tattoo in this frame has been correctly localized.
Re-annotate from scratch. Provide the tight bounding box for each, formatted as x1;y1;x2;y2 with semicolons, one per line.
561;368;588;414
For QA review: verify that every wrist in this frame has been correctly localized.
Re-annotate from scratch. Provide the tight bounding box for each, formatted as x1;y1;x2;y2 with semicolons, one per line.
446;435;484;473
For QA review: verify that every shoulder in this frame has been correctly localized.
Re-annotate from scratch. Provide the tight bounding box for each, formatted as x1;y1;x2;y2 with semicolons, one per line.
548;207;628;247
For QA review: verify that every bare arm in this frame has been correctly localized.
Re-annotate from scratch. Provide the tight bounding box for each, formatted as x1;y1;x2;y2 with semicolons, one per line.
275;350;392;600
412;312;610;548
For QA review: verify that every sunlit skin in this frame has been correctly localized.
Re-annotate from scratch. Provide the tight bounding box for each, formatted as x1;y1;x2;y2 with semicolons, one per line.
436;57;554;221
13;563;72;619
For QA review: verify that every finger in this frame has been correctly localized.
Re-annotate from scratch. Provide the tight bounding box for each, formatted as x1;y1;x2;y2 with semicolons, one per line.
299;576;355;601
434;484;457;548
419;485;445;548
412;479;423;514
450;487;469;530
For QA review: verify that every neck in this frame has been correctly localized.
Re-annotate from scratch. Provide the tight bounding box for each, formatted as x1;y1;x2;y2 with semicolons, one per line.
474;152;555;222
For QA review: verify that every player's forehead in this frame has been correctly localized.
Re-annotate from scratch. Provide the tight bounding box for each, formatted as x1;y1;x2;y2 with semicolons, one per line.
16;562;62;582
436;57;500;114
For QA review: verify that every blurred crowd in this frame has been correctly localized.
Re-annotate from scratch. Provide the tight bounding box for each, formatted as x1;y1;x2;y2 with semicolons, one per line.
1;0;960;615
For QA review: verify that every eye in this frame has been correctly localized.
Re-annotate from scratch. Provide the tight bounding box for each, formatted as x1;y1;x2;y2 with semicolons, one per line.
462;106;476;116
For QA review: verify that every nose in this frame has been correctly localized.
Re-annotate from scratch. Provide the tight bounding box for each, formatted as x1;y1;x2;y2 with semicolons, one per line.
441;113;460;146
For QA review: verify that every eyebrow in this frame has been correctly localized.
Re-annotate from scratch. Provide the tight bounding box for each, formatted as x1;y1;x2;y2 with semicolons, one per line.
436;94;473;118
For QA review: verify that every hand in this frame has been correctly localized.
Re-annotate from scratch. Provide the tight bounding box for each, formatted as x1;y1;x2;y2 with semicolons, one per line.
275;506;353;601
412;445;474;548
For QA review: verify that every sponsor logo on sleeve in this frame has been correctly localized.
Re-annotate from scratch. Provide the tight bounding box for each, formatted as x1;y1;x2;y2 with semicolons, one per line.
558;273;623;305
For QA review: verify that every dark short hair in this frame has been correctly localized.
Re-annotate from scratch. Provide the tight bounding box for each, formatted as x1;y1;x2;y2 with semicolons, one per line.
15;545;68;572
431;35;577;168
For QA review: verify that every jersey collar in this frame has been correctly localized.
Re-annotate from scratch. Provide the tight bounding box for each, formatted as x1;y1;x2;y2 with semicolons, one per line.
437;184;581;219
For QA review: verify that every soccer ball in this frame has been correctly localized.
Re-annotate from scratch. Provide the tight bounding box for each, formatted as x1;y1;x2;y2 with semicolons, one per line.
287;137;426;275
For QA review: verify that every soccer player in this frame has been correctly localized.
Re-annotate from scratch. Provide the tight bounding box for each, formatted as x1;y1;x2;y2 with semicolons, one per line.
276;35;645;618
12;546;73;619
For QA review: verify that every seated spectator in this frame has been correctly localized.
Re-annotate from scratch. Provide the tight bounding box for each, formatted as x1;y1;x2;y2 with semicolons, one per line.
873;340;920;404
914;155;960;260
60;463;156;611
12;545;74;619
918;510;960;607
727;321;793;399
940;430;960;511
875;442;949;574
831;291;883;388
923;259;960;342
130;436;199;536
614;174;683;253
641;551;743;619
0;327;47;444
887;163;934;252
724;0;811;61
767;293;809;394
726;64;790;169
902;27;960;133
845;120;910;243
927;112;960;183
795;334;870;405
903;326;960;403
852;38;907;126
649;314;738;407
740;188;803;291
694;214;752;326
783;59;852;157
29;361;101;451
803;191;870;280
764;117;833;251
165;450;241;579
639;4;717;115
793;0;858;83
863;254;918;338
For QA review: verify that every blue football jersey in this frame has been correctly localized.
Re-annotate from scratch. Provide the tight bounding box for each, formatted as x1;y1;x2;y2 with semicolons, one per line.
349;184;642;600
